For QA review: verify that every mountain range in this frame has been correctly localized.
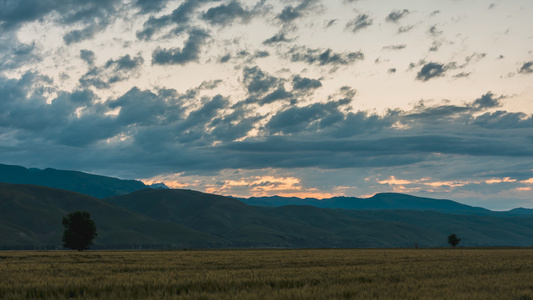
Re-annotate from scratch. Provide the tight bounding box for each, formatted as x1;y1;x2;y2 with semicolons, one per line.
1;163;533;249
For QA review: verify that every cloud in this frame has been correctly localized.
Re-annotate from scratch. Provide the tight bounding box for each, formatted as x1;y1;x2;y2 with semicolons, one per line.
382;44;406;51
79;54;144;89
0;0;121;43
346;14;373;33
3;69;533;193
292;75;322;91
152;29;209;65
136;0;209;40
265;99;351;135
135;0;168;13
263;32;292;45
242;66;279;95
416;62;446;81
398;25;415;33
385;9;409;23
519;61;533;74
428;25;443;37
201;1;258;26
277;0;319;23
80;50;96;65
0;31;39;70
64;22;108;45
288;46;364;66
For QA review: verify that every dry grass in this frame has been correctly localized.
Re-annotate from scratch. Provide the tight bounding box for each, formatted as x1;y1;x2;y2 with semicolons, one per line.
0;248;532;299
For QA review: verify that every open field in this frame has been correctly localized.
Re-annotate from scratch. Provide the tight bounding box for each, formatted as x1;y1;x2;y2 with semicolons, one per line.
0;248;532;299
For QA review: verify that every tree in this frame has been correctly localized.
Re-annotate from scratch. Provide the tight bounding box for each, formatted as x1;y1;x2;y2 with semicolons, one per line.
447;233;461;248
62;211;97;251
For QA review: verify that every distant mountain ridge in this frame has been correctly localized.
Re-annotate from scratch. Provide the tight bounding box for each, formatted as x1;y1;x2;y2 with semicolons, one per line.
239;193;492;215
0;163;147;198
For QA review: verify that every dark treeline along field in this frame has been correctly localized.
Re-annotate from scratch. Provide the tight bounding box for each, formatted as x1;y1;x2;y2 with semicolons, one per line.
1;163;533;250
1;249;532;300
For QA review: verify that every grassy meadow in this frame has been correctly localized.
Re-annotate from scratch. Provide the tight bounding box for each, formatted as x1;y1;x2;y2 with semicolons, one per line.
0;248;532;299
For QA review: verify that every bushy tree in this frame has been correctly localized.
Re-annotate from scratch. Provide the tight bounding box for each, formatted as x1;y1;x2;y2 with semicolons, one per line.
447;233;461;248
62;211;97;251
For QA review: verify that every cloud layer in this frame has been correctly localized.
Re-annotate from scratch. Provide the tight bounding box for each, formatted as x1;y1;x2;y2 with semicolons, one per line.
1;0;533;209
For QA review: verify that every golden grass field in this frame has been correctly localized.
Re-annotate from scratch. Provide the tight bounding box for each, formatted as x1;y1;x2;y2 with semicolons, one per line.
0;248;532;299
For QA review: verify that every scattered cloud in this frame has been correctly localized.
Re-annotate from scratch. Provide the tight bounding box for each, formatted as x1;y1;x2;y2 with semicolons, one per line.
385;9;409;23
79;54;144;89
152;29;209;65
519;61;533;74
277;0;320;23
288;46;364;66
382;44;406;51
415;62;447;81
346;14;373;33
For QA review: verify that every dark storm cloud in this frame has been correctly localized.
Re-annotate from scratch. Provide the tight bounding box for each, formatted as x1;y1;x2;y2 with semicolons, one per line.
346;14;373;33
292;75;322;91
152;29;209;65
288;46;364;66
416;62;446;81
385;9;409;23
519;61;533;74
79;54;144;89
277;0;319;23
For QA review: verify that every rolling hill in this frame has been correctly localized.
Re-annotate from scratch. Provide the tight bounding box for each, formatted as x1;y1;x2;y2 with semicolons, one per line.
0;163;147;198
104;188;533;248
2;164;533;249
0;183;220;249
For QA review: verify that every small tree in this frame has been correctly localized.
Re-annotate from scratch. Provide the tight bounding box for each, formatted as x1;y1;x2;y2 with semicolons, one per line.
447;233;461;248
62;211;97;251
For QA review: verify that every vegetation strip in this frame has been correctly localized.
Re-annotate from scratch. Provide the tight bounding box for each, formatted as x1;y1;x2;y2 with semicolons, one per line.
0;248;532;299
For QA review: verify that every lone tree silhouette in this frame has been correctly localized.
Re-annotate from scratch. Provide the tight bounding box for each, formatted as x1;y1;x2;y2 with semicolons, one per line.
62;211;97;251
447;233;461;248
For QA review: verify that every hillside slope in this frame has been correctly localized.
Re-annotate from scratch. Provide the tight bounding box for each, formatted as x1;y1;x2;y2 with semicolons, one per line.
0;183;219;249
105;189;533;248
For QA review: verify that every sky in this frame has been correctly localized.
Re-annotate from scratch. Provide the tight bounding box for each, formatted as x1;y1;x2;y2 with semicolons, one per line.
1;0;533;210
